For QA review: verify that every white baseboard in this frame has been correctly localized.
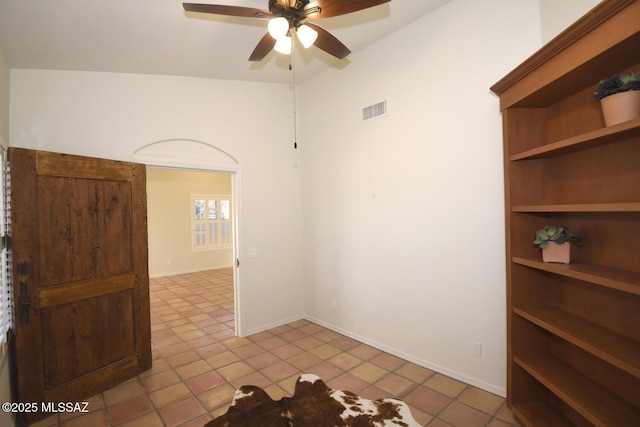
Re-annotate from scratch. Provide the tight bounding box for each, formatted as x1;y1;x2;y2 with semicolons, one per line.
241;314;306;338
149;264;233;279
303;315;506;397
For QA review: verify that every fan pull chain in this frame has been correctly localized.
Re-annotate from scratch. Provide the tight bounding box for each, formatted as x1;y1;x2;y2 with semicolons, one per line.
291;34;298;150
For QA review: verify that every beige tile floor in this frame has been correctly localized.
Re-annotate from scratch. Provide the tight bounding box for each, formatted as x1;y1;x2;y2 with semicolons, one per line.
32;268;519;427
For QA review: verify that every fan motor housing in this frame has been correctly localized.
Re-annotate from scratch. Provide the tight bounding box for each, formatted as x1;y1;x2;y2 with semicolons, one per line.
269;0;310;16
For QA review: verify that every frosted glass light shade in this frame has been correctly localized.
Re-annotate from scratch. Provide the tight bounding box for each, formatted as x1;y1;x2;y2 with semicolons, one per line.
268;17;289;40
297;24;318;48
274;36;292;54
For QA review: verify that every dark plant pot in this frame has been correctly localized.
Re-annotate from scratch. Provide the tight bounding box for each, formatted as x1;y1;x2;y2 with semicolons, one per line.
542;242;571;264
601;90;640;126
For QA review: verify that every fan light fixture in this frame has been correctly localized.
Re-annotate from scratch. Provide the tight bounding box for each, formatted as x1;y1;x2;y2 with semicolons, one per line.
296;24;318;48
268;17;318;54
274;35;292;54
267;17;289;39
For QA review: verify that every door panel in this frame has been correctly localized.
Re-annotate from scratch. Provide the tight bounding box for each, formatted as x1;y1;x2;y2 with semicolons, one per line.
38;177;134;284
9;147;151;425
42;290;135;387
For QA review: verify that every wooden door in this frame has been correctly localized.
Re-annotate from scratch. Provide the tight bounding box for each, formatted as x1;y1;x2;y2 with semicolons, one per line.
8;147;151;424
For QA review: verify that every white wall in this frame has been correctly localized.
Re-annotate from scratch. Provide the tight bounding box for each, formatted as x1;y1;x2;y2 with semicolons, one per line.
147;168;233;277
539;0;601;43
9;70;304;336
299;0;542;395
0;42;8;145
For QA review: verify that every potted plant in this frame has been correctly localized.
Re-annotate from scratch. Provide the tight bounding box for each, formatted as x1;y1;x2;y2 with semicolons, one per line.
593;71;640;126
534;226;581;264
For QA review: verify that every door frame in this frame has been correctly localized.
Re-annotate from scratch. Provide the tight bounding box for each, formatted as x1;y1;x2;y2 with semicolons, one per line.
134;153;244;336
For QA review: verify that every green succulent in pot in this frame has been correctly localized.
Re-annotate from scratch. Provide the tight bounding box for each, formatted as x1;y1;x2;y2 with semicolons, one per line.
534;226;581;249
593;71;640;101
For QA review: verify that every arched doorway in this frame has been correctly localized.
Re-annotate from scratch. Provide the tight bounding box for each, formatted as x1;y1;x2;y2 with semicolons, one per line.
134;139;244;336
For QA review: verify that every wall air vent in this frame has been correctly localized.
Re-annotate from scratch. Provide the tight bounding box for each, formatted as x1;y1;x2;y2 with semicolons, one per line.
362;100;388;121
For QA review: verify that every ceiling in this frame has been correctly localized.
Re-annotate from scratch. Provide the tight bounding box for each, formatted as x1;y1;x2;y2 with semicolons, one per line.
0;0;452;84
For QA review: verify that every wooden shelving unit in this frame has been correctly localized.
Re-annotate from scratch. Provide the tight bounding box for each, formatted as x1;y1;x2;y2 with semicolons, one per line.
491;1;640;426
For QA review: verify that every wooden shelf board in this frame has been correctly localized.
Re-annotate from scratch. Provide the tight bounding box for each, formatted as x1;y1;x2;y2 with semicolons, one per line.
512;402;572;427
510;117;640;161
514;355;640;426
514;305;640;378
512;203;640;213
512;257;640;295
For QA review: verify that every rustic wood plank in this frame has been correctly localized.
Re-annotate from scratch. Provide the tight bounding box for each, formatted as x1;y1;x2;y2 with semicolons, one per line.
36;150;133;181
132;163;152;373
39;273;135;308
70;178;101;280
7;147;47;408
37;176;72;286
45;356;138;404
101;180;133;276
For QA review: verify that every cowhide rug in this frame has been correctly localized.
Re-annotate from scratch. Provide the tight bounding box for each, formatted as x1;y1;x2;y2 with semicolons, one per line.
204;373;420;427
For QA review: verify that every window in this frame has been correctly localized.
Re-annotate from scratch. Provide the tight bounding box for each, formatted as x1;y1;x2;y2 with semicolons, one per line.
191;195;232;251
0;153;12;349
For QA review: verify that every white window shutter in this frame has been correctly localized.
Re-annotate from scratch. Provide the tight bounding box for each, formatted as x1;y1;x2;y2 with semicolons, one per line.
0;157;13;348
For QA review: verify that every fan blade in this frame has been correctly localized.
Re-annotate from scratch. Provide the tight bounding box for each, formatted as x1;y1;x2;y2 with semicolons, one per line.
249;33;276;61
305;0;390;19
304;23;350;59
183;3;271;18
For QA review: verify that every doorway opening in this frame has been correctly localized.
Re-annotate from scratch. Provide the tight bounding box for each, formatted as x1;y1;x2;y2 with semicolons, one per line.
134;139;242;336
146;167;237;333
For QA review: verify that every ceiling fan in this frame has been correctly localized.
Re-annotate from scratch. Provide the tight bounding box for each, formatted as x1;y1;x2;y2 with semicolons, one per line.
183;0;391;61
